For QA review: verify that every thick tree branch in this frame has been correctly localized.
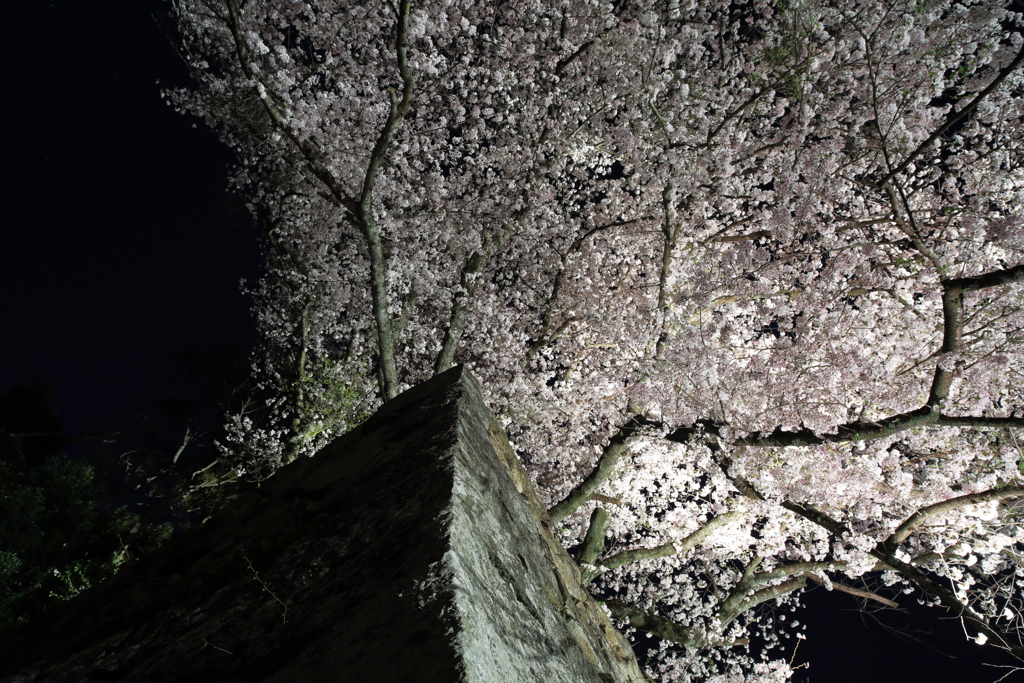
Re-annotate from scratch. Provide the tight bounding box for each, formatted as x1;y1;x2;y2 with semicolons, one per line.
283;303;311;465
222;0;416;400
734;264;1022;418
928;263;1022;406
434;221;517;374
555;39;595;76
359;2;416;212
928;281;964;406
945;264;1024;292
934;415;1024;428
655;185;678;358
716;460;1024;660
598;511;742;573
548;417;644;524
578;506;610;565
886;484;1024;550
666;410;1024;651
665;407;1023;451
357;0;416;400
876;42;1024;188
434;249;487;375
604;599;696;648
717;577;808;631
577;506;610;584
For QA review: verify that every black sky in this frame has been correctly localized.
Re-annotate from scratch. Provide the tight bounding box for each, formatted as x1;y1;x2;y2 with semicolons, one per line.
3;0;257;437
1;1;1019;680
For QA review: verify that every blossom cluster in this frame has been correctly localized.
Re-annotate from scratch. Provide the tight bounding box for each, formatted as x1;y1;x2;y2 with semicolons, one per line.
170;0;1024;678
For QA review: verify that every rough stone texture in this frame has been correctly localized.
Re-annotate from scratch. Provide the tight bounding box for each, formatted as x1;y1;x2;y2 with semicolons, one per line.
0;366;648;683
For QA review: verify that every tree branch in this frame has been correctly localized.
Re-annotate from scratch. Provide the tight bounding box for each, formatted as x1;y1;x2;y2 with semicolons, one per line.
740;558;901;608
548;417;645;524
945;264;1024;292
716;461;1024;661
655;185;678;358
717;577;808;631
717;230;771;243
801;572;899;608
577;506;610;584
666;262;1021;445
434;221;517;374
283;303;311;465
879;552;1024;660
876;42;1024;188
929;263;1022;407
357;0;416;400
708;446;1024;658
598;511;742;573
884;182;944;274
555;39;595;76
222;1;358;215
665;408;1023;451
933;415;1024;428
928;282;964;406
221;0;416;400
604;599;697;648
435;250;487;375
748;561;843;585
885;483;1024;550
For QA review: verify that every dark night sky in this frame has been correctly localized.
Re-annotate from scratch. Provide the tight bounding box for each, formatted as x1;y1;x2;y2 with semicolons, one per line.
1;1;1019;680
3;0;258;437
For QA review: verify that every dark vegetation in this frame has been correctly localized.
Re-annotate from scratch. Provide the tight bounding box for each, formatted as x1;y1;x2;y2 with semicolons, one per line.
0;347;251;632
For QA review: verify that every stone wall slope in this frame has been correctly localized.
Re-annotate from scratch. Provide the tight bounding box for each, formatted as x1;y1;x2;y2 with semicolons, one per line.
1;365;648;683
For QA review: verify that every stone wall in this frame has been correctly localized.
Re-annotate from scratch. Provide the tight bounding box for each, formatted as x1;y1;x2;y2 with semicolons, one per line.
0;366;648;682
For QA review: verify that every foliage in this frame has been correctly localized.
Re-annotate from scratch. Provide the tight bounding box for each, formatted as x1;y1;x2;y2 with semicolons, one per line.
0;386;173;632
168;0;1024;679
0;363;259;633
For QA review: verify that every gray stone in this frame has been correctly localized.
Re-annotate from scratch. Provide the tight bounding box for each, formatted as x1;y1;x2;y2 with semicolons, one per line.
0;366;648;682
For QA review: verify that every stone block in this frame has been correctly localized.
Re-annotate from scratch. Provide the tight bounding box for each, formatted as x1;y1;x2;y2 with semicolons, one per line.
0;366;647;682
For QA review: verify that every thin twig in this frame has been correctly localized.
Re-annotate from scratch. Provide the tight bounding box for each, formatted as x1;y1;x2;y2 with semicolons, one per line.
242;550;288;624
202;638;234;655
803;572;899;608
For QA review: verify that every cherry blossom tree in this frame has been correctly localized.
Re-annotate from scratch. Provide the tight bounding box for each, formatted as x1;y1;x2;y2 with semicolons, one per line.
167;0;1024;679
